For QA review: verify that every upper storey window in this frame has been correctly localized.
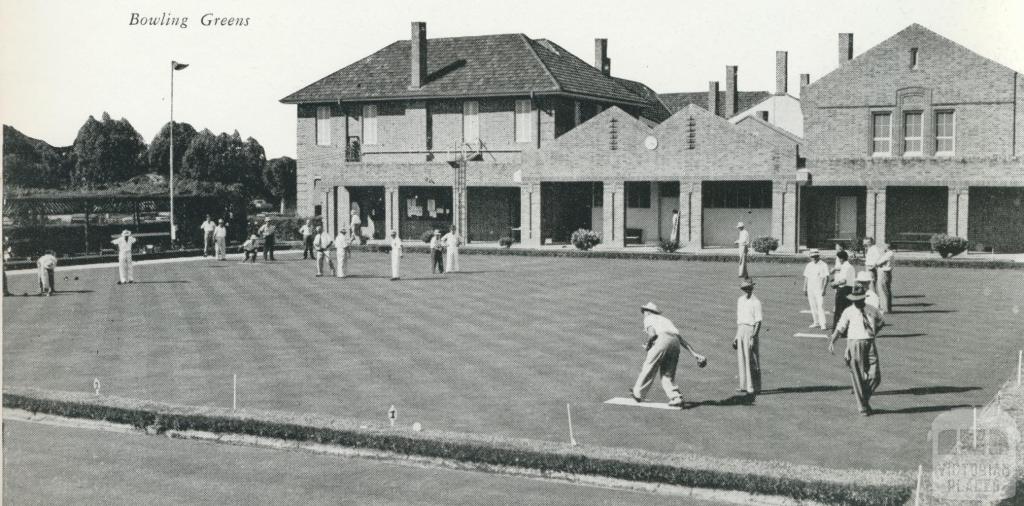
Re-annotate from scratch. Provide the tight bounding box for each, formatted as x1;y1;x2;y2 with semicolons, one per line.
903;112;923;156
315;106;331;146
909;48;919;69
515;99;532;143
871;112;891;156
362;105;378;145
935;111;954;155
462;101;479;143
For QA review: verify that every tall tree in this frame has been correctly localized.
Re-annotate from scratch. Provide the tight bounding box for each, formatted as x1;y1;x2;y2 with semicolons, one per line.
182;129;265;197
147;121;197;175
181;129;218;182
71;112;147;186
2;125;69;188
263;156;296;212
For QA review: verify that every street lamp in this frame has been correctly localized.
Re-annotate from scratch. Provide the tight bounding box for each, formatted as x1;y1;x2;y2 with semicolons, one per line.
169;60;188;244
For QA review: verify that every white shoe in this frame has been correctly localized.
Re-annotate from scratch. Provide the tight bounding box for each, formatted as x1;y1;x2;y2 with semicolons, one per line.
809;324;818;328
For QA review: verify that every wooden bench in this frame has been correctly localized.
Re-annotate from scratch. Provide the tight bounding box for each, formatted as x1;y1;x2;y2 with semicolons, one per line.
625;228;644;245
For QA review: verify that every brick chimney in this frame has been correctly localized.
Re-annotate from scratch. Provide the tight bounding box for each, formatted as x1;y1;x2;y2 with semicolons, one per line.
594;38;610;75
410;22;427;89
775;51;788;95
725;66;738;117
838;33;854;65
708;81;720;116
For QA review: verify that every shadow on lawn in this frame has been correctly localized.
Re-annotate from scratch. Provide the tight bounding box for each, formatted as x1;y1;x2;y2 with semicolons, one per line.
894;294;925;299
130;280;190;284
880;333;928;338
687;395;756;408
873;404;973;415
892;302;933;307
889;309;956;314
875;386;980;396
757;385;849;395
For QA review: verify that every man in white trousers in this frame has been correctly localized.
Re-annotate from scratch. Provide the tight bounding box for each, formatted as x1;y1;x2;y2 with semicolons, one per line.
312;226;333;277
213;219;228;260
734;280;762;395
735;222;750;278
111;230;136;284
442;225;462;273
390;230;403;280
335;228;352;278
802;249;829;330
199;215;216;257
631;302;707;408
36;250;58;296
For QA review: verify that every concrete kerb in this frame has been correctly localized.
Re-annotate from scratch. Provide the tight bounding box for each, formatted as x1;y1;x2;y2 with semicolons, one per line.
2;386;912;506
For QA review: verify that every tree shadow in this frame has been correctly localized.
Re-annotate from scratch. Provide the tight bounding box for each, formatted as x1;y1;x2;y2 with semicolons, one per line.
872;404;972;415
875;386;981;396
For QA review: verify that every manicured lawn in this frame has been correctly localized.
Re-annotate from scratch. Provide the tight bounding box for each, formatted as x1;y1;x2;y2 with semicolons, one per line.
4;251;1022;472
3;420;721;505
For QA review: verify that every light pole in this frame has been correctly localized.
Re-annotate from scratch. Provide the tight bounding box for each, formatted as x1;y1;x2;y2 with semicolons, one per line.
169;60;188;244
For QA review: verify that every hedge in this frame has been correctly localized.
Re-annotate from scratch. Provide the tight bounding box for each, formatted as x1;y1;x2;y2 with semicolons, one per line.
3;387;912;505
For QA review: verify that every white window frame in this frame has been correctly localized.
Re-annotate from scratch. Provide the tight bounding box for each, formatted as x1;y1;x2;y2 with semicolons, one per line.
315;106;331;146
515;99;532;143
362;104;378;145
903;111;923;156
462;101;479;144
935;110;955;156
871;112;891;156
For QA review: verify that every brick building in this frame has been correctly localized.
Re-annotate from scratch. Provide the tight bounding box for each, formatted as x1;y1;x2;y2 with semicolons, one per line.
802;24;1024;252
282;22;1023;252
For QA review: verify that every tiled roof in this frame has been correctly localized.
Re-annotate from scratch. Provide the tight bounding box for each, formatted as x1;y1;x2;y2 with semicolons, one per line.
658;91;772;118
612;77;672;125
282;34;644;105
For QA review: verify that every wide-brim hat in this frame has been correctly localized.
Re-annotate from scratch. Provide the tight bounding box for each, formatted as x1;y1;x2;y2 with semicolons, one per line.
855;271;873;283
218;219;224;224
740;280;756;290
848;287;867;301
808;248;820;257
640;302;660;314
736;222;745;228
121;230;131;236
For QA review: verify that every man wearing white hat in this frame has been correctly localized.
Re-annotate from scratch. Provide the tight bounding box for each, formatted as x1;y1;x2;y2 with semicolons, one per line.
828;286;884;416
734;280;762;395
335;228;352;278
312;226;334;277
36;250;58;296
855;270;883;313
442;225;462;273
631;302;707;408
802;249;830;330
213;219;229;260
734;222;750;278
389;230;403;280
111;230;136;284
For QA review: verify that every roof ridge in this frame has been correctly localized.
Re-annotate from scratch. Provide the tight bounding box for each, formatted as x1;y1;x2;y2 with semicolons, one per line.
519;34;563;93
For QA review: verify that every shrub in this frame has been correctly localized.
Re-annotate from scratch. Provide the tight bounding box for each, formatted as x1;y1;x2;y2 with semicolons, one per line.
930;234;968;258
498;236;514;249
658;239;680;253
421;231;435;244
570;229;601;251
751;236;779;255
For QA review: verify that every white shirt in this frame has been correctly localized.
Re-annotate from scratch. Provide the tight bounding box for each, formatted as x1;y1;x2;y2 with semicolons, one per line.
430;236;442;250
736;230;750;247
350;214;362;227
259;223;276;236
391;237;403;255
835;304;883;340
214;225;228;239
335;233;350;250
313;233;333;251
736;295;763;325
877;249;894;271
200;220;216;233
803;260;830;287
299;225;313;237
864;245;881;268
643;313;680;340
834;262;857;287
36;254;57;270
111;236;136;255
442;232;461;248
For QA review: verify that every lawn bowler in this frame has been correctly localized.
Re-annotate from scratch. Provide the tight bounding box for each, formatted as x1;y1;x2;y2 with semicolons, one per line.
111;230;136;284
213;219;228;260
670;209;680;244
335;228;352;278
735;222;750;278
390;230;403;280
734;280;762;395
863;237;881;293
350;210;362;238
200;215;216;257
241;234;259;263
36;250;58;296
876;242;894;313
828;286;884;416
631;302;707;408
855;271;883;313
831;250;856;330
429;230;444;274
312;226;334;277
442;225;461;273
258;217;277;261
802;249;829;330
3;244;11;297
299;220;315;260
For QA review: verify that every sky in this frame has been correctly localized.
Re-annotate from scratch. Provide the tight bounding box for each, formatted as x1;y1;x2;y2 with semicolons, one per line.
1;0;1022;159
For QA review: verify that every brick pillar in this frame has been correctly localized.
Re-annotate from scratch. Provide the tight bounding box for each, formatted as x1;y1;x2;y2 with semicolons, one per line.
783;186;797;253
771;181;785;244
602;181;625;248
947;186;969;238
520;183;541;247
336;186;351;236
681;182;703;252
452;180;468;242
866;187;886;243
384;185;399;237
321;189;330;234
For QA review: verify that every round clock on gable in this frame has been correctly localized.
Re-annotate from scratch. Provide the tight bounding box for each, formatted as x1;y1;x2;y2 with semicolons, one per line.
644;135;658;150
